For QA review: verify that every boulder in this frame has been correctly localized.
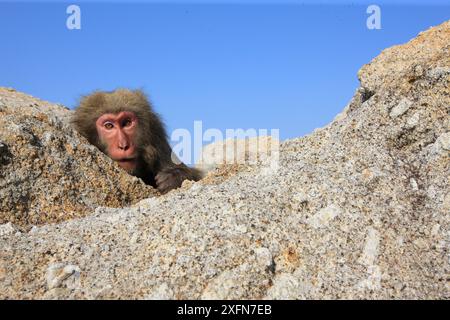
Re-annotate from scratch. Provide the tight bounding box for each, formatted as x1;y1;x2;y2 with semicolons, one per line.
0;88;156;229
0;20;448;299
196;136;280;174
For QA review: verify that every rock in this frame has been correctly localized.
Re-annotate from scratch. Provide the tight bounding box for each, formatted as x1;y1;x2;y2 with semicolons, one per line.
390;98;413;118
0;222;18;236
427;66;450;81
254;247;273;268
144;283;175;300
264;273;310;300
405;112;420;129
46;263;81;290
436;132;450;151
0;89;157;229
0;20;449;299
196;136;280;174
358;227;380;266
307;204;342;229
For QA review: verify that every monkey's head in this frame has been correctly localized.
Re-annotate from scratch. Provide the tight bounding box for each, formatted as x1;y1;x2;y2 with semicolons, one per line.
73;88;202;193
72;89;167;175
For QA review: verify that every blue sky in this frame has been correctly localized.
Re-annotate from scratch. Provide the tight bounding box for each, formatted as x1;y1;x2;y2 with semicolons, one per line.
0;1;449;162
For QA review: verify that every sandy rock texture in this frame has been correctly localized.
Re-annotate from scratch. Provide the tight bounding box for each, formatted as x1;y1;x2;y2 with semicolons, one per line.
0;21;449;299
196;136;280;174
0;88;156;229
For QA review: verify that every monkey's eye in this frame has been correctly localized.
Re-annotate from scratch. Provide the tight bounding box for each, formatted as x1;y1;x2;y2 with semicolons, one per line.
104;122;114;130
123;119;132;127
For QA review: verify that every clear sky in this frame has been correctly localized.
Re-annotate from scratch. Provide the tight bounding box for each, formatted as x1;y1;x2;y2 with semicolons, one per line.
1;1;449;162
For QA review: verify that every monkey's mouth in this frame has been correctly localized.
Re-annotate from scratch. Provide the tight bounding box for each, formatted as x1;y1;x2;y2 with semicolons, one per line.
115;158;137;171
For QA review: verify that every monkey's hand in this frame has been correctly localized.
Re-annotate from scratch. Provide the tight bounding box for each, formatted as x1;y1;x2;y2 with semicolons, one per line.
155;167;187;194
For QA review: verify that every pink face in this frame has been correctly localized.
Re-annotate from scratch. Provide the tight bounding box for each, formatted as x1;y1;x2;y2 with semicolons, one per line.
95;111;138;172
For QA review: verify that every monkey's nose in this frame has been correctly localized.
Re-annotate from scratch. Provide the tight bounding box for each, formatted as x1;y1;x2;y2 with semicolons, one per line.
117;131;131;152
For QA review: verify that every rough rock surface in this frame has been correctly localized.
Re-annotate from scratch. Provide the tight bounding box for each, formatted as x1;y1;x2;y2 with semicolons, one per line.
0;88;156;229
196;136;280;174
1;21;449;299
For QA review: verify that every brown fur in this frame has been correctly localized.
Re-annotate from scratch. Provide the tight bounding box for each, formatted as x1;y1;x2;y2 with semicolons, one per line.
72;89;202;194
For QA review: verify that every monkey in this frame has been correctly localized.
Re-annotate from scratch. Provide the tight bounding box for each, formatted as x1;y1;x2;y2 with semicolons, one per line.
72;89;202;194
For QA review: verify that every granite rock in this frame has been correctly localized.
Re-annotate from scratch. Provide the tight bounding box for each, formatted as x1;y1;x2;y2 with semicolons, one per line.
0;21;448;299
0;88;156;229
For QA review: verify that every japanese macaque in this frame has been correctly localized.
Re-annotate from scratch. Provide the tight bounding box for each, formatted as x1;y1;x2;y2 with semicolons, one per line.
72;89;202;194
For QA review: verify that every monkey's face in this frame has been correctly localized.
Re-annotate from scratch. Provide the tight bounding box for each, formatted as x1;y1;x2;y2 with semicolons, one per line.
95;111;139;173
